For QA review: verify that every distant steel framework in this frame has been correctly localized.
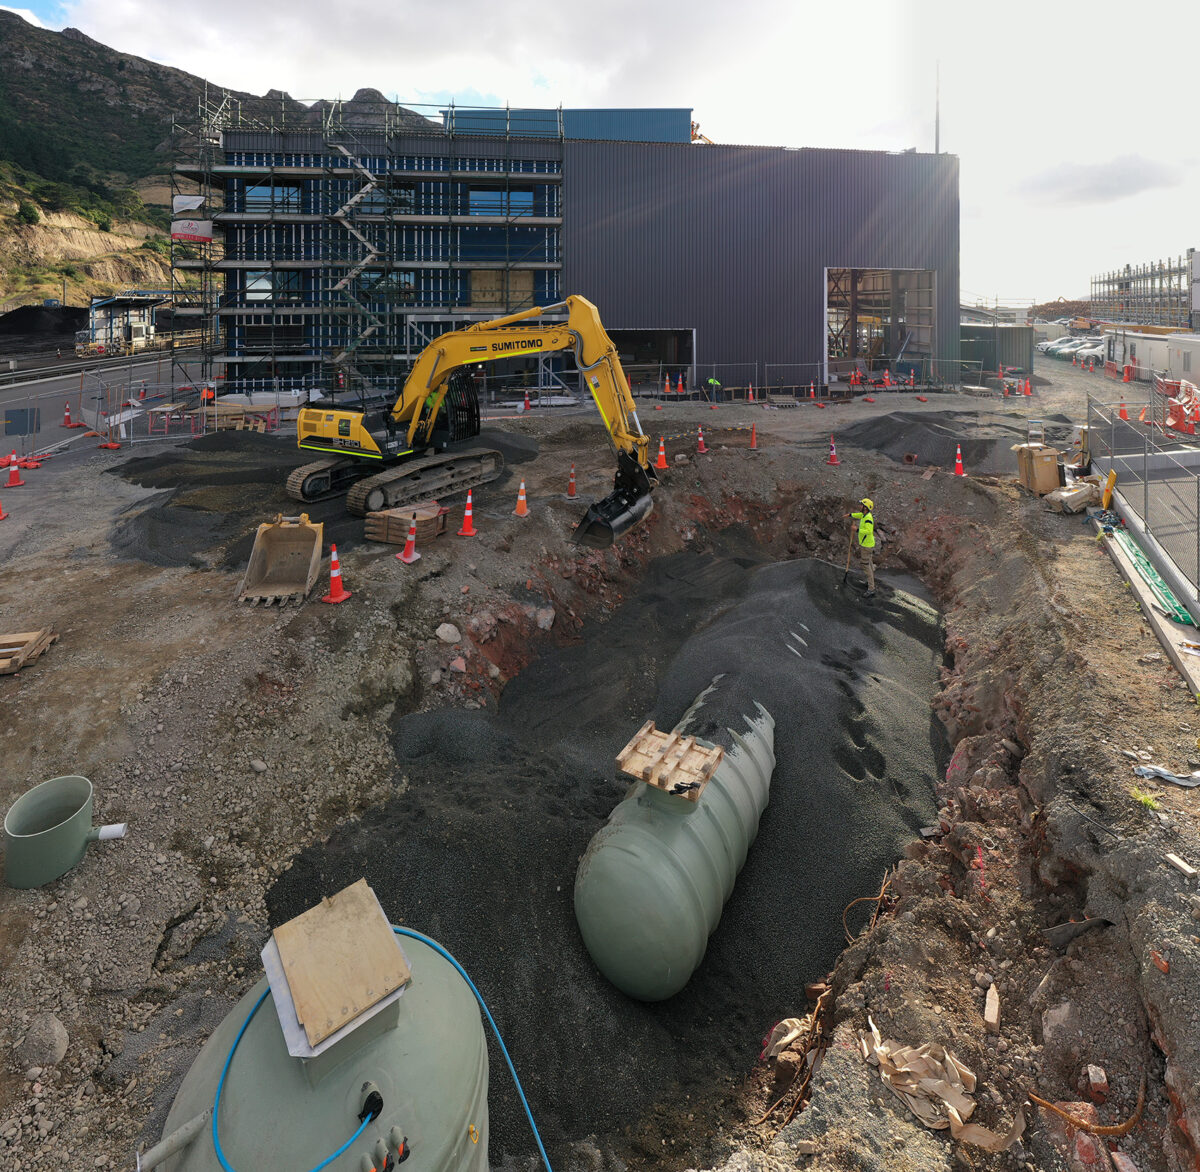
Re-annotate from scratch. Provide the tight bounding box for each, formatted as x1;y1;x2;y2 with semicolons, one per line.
1090;251;1195;330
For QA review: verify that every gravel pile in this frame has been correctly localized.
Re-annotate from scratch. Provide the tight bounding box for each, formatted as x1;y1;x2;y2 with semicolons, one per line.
268;550;945;1166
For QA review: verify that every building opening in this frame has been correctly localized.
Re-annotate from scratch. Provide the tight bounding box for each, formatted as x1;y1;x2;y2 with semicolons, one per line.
826;268;935;382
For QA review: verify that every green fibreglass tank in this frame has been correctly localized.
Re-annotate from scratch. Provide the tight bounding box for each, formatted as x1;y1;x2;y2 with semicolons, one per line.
152;933;489;1172
574;700;776;1001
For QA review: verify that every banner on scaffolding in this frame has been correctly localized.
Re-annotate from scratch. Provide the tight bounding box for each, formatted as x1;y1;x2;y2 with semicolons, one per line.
171;219;214;243
172;195;205;214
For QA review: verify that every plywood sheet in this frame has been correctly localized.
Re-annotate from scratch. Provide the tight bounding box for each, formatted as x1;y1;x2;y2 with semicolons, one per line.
272;879;410;1047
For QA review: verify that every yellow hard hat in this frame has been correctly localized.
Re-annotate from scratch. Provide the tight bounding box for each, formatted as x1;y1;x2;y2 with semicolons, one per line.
861;498;874;509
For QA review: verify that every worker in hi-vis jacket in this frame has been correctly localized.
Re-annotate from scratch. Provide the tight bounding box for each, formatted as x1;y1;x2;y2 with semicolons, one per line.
845;497;876;597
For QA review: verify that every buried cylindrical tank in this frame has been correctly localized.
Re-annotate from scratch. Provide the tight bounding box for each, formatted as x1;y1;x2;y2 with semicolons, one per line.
149;933;488;1172
574;697;776;1001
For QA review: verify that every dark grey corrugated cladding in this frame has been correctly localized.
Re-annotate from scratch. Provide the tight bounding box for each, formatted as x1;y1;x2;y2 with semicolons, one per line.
561;141;959;368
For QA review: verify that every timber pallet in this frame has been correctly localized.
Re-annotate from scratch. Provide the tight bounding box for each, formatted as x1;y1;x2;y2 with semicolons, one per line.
766;394;799;408
0;628;58;675
616;720;724;802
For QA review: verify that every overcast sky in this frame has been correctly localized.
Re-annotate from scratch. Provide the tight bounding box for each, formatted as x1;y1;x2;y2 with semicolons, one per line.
5;0;1197;306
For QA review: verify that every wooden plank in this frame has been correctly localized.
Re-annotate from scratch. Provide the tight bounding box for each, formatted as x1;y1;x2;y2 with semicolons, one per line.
0;629;57;675
272;879;411;1048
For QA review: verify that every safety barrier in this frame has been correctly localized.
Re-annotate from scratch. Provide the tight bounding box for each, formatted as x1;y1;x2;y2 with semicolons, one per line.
1088;394;1200;616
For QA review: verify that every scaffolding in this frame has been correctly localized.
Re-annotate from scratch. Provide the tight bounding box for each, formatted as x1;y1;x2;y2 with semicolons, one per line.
1090;251;1195;330
172;93;566;401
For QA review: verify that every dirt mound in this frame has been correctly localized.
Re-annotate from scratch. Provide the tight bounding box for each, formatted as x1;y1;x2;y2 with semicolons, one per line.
0;304;86;335
267;549;945;1165
840;409;1076;475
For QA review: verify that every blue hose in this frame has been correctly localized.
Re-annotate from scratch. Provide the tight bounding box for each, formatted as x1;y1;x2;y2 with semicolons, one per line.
392;926;553;1172
208;929;552;1172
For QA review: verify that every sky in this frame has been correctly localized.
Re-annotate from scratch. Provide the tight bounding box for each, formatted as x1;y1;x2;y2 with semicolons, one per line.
4;0;1197;306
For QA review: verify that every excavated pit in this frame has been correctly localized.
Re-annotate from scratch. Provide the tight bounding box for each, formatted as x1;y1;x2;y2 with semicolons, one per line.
267;531;949;1168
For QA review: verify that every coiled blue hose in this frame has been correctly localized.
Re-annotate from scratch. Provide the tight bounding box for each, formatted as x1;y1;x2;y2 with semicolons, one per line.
208;927;553;1172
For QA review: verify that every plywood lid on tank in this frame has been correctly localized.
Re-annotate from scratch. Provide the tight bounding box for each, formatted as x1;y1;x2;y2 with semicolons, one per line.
270;879;411;1048
616;721;724;802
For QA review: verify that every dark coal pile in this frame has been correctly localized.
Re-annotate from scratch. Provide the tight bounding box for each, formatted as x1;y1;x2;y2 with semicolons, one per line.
108;429;538;568
0;304;86;336
840;409;1076;474
267;539;946;1166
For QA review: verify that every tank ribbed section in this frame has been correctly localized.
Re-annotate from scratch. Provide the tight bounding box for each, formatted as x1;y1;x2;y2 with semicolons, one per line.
574;700;776;1001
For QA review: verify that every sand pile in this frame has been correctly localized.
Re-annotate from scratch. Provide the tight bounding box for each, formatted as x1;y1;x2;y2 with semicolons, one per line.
268;547;946;1165
839;409;1076;474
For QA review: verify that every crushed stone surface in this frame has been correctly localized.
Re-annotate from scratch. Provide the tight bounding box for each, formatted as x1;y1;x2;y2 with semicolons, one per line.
0;358;1197;1172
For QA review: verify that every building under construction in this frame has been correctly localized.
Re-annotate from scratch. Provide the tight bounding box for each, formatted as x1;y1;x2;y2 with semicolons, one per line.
172;94;960;398
1089;251;1198;331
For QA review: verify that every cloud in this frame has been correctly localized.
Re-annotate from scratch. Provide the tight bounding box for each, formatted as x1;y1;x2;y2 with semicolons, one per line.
1015;155;1184;206
0;6;49;25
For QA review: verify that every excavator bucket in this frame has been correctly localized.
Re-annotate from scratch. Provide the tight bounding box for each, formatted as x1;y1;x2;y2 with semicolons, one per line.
572;452;656;549
239;514;325;605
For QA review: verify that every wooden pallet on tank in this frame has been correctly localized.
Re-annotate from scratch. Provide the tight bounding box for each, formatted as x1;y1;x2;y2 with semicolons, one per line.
616;721;724;802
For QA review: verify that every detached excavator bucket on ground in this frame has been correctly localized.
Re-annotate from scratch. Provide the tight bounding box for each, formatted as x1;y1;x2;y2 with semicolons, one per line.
239;514;324;606
572;451;656;549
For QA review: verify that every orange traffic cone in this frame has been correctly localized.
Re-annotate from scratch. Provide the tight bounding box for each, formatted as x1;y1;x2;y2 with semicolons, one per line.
457;490;477;536
1003;380;1010;397
1023;378;1032;397
1072;354;1077;366
396;515;421;563
1123;365;1131;383
677;374;685;396
322;545;352;602
0;496;7;520
655;437;669;470
697;427;708;454
826;435;840;466
523;389;532;411
954;444;965;476
883;369;892;388
1119;402;1129;420
1089;358;1095;373
664;375;671;397
568;464;577;497
749;424;758;451
513;480;529;516
5;461;25;488
809;383;816;400
908;371;915;388
748;384;755;403
1137;406;1147;423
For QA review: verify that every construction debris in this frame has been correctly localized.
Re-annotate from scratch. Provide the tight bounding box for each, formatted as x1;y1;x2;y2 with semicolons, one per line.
0;627;58;675
364;501;446;546
858;1016;1026;1150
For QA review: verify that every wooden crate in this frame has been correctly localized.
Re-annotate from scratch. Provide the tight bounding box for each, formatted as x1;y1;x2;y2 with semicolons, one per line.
616;720;725;802
364;501;446;545
0;628;58;676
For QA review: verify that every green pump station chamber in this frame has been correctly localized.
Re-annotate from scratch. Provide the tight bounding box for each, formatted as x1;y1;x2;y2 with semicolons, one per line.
574;692;777;1001
141;882;489;1172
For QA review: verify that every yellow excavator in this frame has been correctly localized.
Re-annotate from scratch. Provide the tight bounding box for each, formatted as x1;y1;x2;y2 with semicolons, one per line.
287;295;656;548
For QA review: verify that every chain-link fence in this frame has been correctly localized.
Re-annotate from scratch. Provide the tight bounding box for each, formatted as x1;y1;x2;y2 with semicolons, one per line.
1088;393;1200;602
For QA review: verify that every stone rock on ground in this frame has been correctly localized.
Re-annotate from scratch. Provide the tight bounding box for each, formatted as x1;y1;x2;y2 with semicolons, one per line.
435;623;461;644
16;1013;68;1067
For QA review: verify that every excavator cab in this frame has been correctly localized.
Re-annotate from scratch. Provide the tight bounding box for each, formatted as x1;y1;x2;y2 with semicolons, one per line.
572;451;657;549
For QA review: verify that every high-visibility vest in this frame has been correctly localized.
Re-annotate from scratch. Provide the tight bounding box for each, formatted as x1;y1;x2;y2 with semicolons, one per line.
853;511;875;549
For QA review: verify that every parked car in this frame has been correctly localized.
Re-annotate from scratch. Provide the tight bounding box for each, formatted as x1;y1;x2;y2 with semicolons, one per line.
1043;336;1080;355
1037;337;1067;353
1052;340;1091;359
1075;343;1105;365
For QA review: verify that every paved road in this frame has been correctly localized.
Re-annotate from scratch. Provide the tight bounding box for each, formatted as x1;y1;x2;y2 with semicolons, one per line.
0;357;206;454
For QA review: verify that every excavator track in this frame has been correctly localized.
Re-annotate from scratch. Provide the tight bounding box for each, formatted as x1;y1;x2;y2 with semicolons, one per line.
285;457;369;504
345;448;504;517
